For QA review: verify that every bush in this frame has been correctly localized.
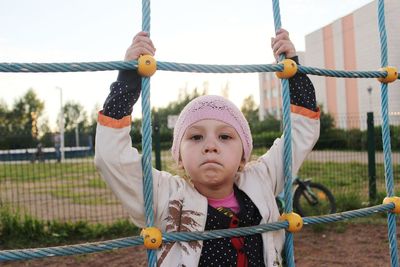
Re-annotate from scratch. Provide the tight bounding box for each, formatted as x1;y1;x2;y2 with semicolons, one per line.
315;129;347;150
345;129;366;151
0;208;139;249
252;131;281;148
250;115;281;133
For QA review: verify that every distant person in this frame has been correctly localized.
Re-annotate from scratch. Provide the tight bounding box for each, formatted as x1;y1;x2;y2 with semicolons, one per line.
32;142;44;163
54;133;61;162
95;29;320;266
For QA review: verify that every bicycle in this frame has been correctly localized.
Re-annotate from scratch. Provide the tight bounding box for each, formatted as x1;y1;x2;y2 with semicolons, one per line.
276;177;336;217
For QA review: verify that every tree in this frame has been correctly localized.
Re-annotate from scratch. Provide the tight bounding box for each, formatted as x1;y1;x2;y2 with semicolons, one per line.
240;95;259;125
155;88;205;128
319;104;335;134
0;100;9;133
59;101;89;147
60;101;87;131
7;89;45;148
0;100;11;148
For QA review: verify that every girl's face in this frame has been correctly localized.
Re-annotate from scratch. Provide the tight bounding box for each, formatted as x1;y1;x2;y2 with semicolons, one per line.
179;119;244;198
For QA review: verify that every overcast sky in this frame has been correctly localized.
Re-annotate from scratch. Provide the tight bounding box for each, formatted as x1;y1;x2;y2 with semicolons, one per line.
0;0;374;128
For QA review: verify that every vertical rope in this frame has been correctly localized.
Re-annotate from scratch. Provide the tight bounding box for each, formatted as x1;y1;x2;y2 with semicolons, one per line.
141;0;157;266
376;1;398;266
271;0;295;266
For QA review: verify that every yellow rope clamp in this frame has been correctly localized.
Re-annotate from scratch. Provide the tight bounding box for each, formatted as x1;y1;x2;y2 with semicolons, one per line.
141;227;163;249
383;196;400;214
279;212;303;233
275;58;298;79
137;55;157;77
377;66;398;83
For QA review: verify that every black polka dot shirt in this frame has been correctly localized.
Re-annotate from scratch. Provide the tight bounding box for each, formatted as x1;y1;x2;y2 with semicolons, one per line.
198;186;265;267
288;56;317;112
102;70;141;119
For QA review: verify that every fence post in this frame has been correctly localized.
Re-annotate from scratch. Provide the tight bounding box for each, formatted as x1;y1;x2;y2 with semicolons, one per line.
367;112;377;202
153;112;162;171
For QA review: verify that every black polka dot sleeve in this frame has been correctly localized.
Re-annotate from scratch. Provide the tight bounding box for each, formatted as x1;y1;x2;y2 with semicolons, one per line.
288;56;317;112
102;70;142;120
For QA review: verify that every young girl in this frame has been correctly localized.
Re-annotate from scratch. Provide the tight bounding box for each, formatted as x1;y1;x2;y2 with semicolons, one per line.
95;29;320;267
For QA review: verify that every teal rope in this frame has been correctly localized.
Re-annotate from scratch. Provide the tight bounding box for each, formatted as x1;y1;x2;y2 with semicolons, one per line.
3;61;399;80
158;62;282;73
376;1;398;266
141;78;154;228
0;203;394;262
0;61;281;73
0;221;287;262
297;65;393;79
303;203;394;225
377;0;394;198
271;0;295;266
1;203;394;262
378;0;388;68
140;0;157;266
141;77;157;267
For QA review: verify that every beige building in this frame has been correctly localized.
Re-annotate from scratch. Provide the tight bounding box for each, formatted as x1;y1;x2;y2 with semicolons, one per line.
259;0;400;129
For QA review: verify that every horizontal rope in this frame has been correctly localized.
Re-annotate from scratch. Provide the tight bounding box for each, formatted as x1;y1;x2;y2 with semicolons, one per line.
0;221;287;262
303;202;394;225
0;61;281;73
0;203;394;262
0;61;398;80
298;65;389;79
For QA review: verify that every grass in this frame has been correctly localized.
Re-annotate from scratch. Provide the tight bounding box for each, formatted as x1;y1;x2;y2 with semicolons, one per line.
0;160;97;182
49;188;118;205
86;178;107;189
0;207;139;249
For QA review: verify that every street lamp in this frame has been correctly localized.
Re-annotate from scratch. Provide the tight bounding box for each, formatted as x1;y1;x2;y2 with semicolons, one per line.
56;86;65;162
367;86;373;112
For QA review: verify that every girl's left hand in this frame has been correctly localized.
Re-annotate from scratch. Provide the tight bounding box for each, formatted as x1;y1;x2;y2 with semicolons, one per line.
271;28;296;62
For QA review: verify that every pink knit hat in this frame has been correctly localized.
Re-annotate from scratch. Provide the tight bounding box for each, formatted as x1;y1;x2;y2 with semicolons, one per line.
171;95;253;164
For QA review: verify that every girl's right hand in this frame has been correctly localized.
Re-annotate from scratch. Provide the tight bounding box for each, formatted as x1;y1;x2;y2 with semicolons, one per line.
124;31;156;61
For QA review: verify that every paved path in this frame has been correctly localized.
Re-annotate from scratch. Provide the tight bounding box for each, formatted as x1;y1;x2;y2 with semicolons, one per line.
306;150;399;164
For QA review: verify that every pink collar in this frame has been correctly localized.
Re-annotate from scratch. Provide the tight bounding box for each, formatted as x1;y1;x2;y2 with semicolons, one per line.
208;191;239;214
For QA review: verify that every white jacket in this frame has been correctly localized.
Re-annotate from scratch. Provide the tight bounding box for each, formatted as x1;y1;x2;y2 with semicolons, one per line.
95;107;320;267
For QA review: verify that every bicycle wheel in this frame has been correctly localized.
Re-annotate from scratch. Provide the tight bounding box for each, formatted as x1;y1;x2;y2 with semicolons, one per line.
293;182;336;217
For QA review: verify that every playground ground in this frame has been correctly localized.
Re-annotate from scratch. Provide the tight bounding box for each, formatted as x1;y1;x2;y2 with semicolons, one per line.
1;222;399;267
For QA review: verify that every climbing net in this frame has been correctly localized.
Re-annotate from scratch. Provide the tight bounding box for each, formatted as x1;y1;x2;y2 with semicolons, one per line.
0;0;399;266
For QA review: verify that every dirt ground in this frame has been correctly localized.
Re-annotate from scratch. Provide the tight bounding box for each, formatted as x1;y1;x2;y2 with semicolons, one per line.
1;222;399;267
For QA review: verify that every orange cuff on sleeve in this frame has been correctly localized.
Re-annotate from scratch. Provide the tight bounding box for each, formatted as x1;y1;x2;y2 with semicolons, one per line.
97;111;131;128
291;105;320;120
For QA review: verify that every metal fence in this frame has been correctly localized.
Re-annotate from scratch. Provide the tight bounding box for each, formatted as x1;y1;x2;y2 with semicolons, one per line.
299;150;399;203
0;156;129;223
1;148;399;224
1;114;399;223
